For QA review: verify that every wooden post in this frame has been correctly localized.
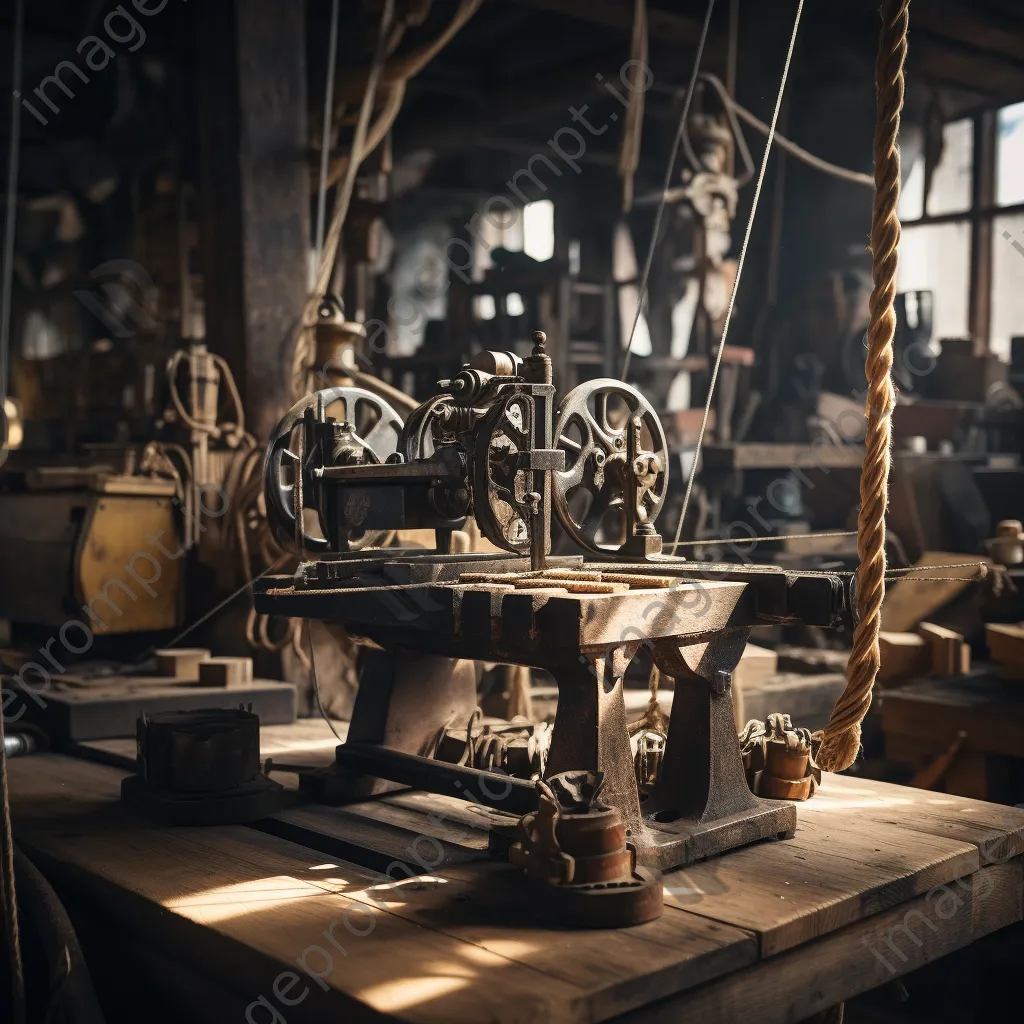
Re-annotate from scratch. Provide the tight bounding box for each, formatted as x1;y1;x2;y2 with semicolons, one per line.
196;0;310;441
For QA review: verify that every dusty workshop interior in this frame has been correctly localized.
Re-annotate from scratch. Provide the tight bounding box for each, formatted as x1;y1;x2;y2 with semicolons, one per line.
2;0;1024;1021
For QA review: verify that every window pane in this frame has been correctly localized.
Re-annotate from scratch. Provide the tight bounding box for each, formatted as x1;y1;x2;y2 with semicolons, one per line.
991;213;1024;360
899;154;925;222
523;200;555;262
897;222;971;340
928;119;973;216
997;102;1024;208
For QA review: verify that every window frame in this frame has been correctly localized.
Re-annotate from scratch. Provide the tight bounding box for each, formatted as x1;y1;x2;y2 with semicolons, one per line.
900;107;1024;352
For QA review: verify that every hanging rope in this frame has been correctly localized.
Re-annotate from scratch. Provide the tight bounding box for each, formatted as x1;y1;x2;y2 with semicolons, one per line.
290;0;395;402
817;0;908;774
618;0;648;213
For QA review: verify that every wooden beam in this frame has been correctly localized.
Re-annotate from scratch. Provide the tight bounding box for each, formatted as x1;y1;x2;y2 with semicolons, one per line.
913;0;1024;64
508;0;699;43
196;0;310;441
912;31;1024;100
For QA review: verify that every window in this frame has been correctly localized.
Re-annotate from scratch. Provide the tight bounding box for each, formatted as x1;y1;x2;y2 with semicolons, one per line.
523;200;555;262
997;102;1024;207
993;103;1024;358
897;104;1024;361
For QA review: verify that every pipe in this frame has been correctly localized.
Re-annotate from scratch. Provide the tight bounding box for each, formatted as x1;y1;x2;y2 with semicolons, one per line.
4;734;35;759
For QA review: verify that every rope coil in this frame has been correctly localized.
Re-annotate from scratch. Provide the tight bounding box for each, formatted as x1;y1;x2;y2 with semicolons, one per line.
817;0;909;774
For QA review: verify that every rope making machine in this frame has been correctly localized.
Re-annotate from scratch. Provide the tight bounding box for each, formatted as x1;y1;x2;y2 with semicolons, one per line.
254;0;918;925
254;333;850;874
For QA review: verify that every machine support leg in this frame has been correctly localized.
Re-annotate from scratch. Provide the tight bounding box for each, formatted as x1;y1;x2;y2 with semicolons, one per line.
649;629;760;821
313;647;478;802
545;642;643;838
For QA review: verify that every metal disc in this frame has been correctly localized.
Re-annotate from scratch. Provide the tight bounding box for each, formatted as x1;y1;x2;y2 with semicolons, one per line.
263;386;403;553
472;392;534;554
552;379;669;554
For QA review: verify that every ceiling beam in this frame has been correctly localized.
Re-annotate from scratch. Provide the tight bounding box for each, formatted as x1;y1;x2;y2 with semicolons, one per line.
913;0;1024;64
397;43;628;155
912;31;1024;102
506;0;700;44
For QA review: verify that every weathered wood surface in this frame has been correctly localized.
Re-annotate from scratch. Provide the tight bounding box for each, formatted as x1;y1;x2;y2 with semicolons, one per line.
7;745;1024;1024
881;676;1024;763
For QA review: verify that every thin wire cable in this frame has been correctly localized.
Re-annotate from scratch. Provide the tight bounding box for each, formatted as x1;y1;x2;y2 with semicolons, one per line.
673;0;806;552
0;0;25;408
620;0;717;382
307;621;346;744
0;709;24;1024
669;530;856;548
0;8;25;1019
131;557;288;666
313;0;342;280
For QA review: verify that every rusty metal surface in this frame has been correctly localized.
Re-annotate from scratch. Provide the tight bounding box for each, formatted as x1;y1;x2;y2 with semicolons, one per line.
509;771;664;927
254;554;833;867
255;346;846;871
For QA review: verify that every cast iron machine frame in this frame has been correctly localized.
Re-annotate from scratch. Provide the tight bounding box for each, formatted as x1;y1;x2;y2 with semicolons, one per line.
255;335;848;868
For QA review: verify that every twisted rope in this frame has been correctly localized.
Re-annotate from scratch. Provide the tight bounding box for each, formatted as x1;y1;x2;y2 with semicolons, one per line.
817;0;908;774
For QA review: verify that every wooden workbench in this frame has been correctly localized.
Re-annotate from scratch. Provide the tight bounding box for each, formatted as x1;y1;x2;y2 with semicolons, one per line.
7;722;1024;1024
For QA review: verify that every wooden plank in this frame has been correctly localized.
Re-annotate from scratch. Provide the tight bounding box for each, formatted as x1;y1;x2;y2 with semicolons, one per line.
6;755;755;1023
986;622;1024;675
878;631;931;681
509;0;700;44
343;794;496;850
701;443;864;472
254;802;489;875
350;860;757;1024
9;752;1023;1024
881;553;988;632
661;813;978;957
530;581;747;647
8;758;586;1023
617;860;1023;1024
880;676;1024;763
919;622;971;677
9;675;296;743
812;772;1024;862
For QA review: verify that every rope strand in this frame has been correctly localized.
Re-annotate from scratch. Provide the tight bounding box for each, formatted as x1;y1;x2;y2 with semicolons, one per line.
817;0;909;774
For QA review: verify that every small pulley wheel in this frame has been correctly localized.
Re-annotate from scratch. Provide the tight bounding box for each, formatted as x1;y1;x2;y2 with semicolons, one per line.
263;386;403;553
552;379;669;553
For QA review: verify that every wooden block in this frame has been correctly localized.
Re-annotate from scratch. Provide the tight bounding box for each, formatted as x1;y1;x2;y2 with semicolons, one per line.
919;622;971;677
197;656;254;688
736;673;847;733
733;644;778;689
986;622;1024;672
881;553;989;632
732;643;778;729
774;646;848;675
155;648;211;681
878;631;930;681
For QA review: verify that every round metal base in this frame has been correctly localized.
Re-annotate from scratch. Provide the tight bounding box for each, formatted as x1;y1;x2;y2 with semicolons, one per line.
533;867;664;929
121;773;286;826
